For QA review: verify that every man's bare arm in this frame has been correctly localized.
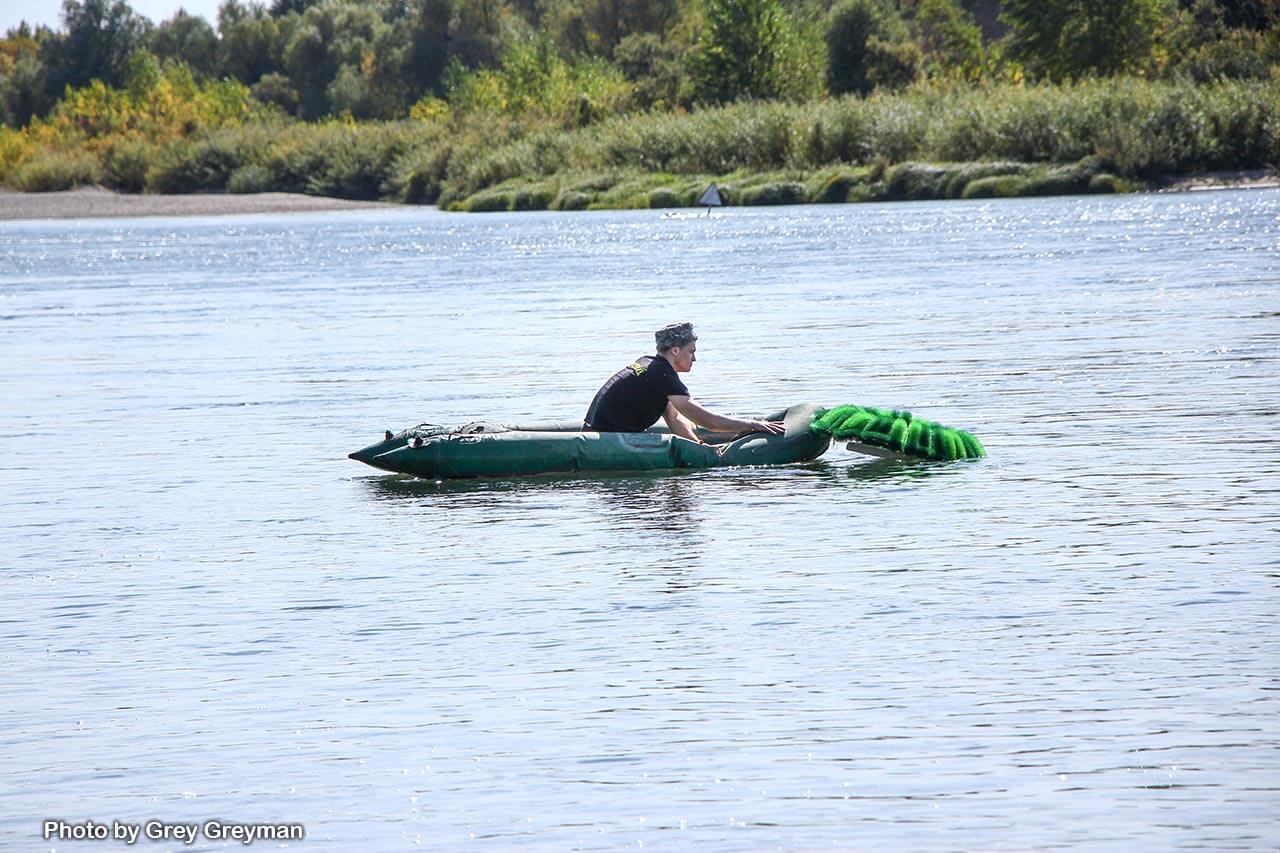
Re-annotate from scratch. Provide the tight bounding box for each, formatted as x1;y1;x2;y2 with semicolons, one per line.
668;396;784;435
663;402;704;443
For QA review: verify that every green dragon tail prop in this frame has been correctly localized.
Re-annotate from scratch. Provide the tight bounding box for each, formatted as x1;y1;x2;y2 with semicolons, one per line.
811;405;985;462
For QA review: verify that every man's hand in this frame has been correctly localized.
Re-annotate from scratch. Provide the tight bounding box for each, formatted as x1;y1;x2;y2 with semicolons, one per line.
750;420;785;435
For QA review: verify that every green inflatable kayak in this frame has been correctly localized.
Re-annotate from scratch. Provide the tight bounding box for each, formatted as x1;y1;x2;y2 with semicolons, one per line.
349;402;832;479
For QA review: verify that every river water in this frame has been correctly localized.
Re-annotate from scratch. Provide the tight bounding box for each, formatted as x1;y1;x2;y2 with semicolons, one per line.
2;191;1277;851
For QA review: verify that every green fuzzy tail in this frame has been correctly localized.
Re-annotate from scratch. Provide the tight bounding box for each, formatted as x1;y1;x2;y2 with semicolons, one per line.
811;404;985;461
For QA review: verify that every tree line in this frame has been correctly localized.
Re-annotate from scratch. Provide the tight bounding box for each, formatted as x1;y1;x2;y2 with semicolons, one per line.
1;0;1276;130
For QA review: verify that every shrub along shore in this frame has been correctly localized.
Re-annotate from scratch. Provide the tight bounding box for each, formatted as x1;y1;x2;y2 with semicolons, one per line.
2;75;1276;213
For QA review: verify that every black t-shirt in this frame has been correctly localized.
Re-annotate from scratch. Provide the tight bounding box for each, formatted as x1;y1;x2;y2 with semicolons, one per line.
584;355;690;432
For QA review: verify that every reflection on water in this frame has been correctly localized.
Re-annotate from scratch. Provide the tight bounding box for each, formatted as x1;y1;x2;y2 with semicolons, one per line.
593;475;701;537
359;458;953;538
364;469;709;533
2;192;1278;851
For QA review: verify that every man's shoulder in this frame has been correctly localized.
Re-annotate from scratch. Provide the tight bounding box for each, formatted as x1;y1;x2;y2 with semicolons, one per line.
627;355;663;376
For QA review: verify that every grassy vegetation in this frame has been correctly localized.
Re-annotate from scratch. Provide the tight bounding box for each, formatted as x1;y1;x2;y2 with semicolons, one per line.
455;75;1279;208
439;76;1278;201
436;159;1139;212
8;147;100;191
0;68;1274;210
2;0;1277;211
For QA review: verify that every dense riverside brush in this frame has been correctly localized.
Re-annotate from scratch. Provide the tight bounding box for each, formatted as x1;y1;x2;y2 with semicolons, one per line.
811;405;985;461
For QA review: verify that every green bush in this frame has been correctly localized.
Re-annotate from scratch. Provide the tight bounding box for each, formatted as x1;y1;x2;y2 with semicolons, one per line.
306;124;417;200
740;181;808;205
1022;162;1095;196
601;193;653;210
581;173;662;209
1179;30;1272;82
846;181;878;202
938;161;1030;198
865;37;922;93
1087;173;1131;193
961;175;1029;198
814;170;858;202
801;104;873;165
260;131;330;194
466;191;513;212
387;142;454;204
227;164;276;194
144;133;253;193
551;190;591;210
808;165;880;201
101;139;153;192
884;161;950;199
9;149;100;191
570;174;617;193
512;186;555;210
647;187;682;208
1200;80;1278;171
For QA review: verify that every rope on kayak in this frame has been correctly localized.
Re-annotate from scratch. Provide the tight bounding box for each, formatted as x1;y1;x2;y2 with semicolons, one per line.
810;404;985;461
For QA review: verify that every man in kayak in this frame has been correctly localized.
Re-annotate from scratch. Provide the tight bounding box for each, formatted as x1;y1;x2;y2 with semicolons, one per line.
584;322;785;444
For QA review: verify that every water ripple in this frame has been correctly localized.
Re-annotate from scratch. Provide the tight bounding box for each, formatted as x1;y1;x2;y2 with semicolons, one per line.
2;192;1278;850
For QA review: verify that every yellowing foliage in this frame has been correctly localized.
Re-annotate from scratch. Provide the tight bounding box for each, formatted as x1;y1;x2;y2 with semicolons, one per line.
446;40;634;131
0;125;35;175
409;96;451;124
0;33;38;75
1;54;277;182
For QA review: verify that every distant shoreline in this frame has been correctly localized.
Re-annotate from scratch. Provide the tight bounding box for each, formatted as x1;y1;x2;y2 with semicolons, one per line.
1155;170;1280;194
0;186;402;221
1;171;1275;221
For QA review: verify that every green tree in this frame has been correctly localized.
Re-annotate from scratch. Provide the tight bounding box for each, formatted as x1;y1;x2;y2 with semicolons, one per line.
282;13;336;117
962;0;1007;41
269;0;320;16
615;31;688;107
367;14;418;114
0;46;53;126
150;9;219;78
403;0;453;96
865;36;920;91
249;70;298;111
1213;0;1279;29
915;0;985;80
41;0;152;94
689;0;789;103
539;0;592;55
327;63;375;115
278;1;410;118
450;0;514;69
444;36;631;127
217;1;286;84
1155;0;1276;81
1000;0;1171;80
580;0;679;56
825;0;910;96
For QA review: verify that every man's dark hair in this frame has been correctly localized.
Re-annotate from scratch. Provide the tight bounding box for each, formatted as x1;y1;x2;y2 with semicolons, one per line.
655;322;697;351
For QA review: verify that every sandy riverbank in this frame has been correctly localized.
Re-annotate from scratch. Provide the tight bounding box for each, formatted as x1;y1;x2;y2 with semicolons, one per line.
0;186;403;221
1155;169;1280;193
